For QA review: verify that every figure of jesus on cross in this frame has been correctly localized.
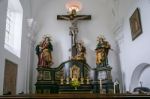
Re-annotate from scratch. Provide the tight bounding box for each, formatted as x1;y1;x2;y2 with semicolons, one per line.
57;9;91;57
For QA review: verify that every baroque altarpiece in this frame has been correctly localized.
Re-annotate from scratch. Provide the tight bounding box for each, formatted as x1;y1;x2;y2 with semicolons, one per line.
35;35;114;94
35;8;115;94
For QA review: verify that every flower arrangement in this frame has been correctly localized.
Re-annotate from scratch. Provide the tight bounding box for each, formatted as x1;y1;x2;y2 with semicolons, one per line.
71;80;80;90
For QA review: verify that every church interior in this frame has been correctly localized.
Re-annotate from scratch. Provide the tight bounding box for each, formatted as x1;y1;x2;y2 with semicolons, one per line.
0;0;150;98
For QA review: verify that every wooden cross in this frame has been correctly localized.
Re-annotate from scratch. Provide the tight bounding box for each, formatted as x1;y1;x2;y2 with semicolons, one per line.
57;10;91;57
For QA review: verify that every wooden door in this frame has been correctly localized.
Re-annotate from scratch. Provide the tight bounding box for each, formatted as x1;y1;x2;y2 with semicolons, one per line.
3;59;18;95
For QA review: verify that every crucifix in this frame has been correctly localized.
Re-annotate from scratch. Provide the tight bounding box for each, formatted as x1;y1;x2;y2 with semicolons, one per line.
57;9;91;58
140;81;143;87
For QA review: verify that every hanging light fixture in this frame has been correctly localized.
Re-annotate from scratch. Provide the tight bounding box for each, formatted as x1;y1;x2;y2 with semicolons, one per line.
65;0;82;15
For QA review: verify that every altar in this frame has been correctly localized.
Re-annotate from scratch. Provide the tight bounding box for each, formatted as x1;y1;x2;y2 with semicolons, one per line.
35;60;95;94
35;58;114;94
35;28;115;94
35;1;116;94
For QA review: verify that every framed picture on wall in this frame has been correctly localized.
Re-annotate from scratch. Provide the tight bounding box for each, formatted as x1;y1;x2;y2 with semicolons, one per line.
129;8;142;41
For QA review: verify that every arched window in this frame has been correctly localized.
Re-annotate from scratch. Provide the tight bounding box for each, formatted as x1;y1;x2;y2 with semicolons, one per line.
4;0;23;57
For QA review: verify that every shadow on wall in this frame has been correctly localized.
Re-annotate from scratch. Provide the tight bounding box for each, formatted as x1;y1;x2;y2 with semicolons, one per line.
122;72;126;93
129;63;150;92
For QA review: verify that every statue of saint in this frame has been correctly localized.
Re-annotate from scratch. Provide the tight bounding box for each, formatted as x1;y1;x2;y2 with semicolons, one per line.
95;36;111;65
71;67;79;81
70;65;80;81
74;41;86;61
36;36;53;68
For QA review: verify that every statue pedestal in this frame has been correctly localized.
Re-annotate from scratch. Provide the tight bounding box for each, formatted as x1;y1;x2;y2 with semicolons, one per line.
93;66;114;94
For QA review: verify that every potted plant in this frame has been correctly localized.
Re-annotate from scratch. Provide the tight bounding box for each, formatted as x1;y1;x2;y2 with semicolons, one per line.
71;80;80;90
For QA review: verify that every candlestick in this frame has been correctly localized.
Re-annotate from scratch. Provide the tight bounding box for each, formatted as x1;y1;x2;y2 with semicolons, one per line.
80;77;84;84
60;77;64;85
66;77;70;84
86;77;90;84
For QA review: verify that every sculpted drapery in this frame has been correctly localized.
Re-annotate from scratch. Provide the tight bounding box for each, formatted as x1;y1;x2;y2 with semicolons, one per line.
36;36;53;68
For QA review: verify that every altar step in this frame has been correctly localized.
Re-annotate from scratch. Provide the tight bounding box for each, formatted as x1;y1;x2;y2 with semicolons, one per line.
59;90;93;94
1;94;150;99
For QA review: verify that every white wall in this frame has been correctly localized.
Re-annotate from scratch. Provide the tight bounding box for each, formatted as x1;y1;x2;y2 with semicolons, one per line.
32;0;122;93
0;0;32;94
19;0;33;94
0;0;8;95
139;67;150;88
115;0;150;92
129;63;150;91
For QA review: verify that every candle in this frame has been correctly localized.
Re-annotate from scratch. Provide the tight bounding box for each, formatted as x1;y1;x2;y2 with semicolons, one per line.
65;64;69;77
100;79;102;93
100;79;102;86
114;82;116;94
